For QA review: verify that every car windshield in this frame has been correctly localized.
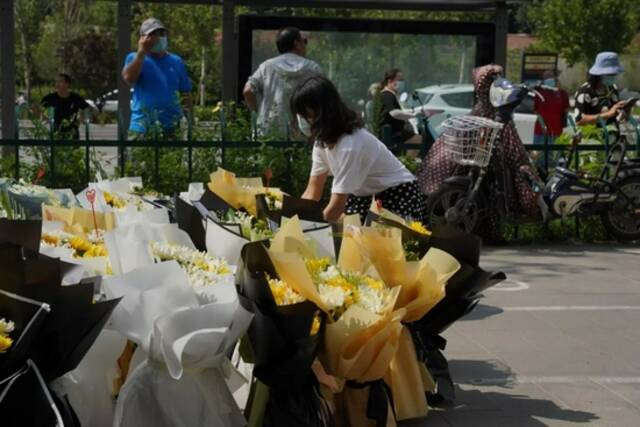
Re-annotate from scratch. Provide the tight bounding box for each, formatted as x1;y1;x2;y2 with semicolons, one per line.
441;91;474;109
416;92;434;105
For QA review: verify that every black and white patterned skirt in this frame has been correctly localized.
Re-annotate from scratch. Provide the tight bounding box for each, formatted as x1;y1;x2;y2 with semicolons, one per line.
345;180;426;224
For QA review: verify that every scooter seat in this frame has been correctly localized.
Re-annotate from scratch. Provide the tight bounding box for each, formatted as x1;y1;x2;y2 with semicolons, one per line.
554;166;579;180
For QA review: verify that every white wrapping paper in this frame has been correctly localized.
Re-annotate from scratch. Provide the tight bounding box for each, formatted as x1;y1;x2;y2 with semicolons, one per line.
104;260;252;427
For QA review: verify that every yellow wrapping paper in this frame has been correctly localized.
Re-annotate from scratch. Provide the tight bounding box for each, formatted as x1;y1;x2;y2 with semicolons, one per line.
351;227;461;322
322;302;403;427
267;250;329;313
337;214;369;274
208;168;283;216
340;224;461;421
42;205;116;234
384;327;434;420
270;216;315;259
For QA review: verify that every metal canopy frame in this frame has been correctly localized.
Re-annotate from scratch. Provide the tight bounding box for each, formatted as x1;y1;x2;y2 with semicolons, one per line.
0;0;519;140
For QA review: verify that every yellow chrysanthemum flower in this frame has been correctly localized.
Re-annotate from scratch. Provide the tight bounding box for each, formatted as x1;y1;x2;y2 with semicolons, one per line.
268;277;305;306
69;236;92;253
305;257;332;277
0;335;12;353
41;233;60;246
84;244;107;258
104;191;126;209
409;221;432;236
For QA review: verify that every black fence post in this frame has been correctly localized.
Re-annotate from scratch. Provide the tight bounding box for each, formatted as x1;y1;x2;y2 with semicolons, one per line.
118;110;126;177
154;144;160;190
187;110;193;182
14;144;20;181
85;113;91;183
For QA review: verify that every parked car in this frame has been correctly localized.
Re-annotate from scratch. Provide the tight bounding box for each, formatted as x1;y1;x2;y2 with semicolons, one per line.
404;84;537;144
86;89;133;113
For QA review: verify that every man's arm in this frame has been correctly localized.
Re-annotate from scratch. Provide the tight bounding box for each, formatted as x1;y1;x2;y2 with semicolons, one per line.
122;35;155;86
243;82;258;112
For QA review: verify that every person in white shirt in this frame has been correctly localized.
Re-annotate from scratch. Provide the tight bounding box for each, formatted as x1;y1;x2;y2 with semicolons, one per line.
293;75;425;223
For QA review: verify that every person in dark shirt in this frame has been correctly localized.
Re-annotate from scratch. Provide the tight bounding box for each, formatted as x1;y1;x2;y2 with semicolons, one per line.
379;68;421;155
574;51;626;127
41;73;90;139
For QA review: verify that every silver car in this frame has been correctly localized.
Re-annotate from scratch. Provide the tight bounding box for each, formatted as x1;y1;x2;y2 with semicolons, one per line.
406;84;538;144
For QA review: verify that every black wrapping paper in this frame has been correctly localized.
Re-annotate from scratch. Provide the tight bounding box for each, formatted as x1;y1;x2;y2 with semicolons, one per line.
237;241;333;427
281;195;325;223
0;219;42;251
0;249;121;425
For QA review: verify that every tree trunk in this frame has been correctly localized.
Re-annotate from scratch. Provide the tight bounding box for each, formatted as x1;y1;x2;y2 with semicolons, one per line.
17;18;32;102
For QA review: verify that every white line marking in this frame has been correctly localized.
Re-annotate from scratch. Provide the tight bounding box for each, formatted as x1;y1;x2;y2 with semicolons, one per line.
457;376;640;385
502;305;640;311
487;279;530;292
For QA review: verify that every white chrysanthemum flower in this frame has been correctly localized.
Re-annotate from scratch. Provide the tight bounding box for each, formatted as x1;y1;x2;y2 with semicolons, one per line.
150;242;232;290
318;283;349;311
319;265;341;282
357;285;386;314
0;318;15;335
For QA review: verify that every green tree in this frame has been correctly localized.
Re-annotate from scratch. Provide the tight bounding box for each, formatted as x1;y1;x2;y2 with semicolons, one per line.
57;28;117;98
528;0;639;66
15;0;52;101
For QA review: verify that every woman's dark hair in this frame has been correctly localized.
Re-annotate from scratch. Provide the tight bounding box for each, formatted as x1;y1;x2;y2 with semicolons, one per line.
276;27;302;54
382;68;401;87
290;75;364;147
588;73;602;87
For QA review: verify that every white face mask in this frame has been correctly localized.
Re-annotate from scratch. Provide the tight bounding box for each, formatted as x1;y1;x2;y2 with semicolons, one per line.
297;114;312;137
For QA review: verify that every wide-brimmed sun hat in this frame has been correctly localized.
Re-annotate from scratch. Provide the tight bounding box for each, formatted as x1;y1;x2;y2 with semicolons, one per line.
589;51;624;76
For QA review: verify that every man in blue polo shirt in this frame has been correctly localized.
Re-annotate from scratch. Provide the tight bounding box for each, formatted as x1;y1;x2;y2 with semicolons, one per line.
122;18;192;139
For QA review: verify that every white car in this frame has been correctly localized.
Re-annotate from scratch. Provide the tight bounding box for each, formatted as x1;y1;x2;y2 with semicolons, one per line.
405;84;537;144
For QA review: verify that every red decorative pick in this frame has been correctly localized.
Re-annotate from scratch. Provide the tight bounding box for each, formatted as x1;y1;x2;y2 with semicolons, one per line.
86;189;98;232
376;198;383;212
33;168;46;185
264;167;273;188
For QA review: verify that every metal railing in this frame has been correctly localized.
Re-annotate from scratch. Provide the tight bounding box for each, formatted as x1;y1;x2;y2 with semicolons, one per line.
1;115;638;191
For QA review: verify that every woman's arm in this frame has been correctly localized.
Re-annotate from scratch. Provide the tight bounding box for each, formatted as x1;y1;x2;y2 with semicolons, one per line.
576;104;623;125
323;193;349;223
301;172;328;201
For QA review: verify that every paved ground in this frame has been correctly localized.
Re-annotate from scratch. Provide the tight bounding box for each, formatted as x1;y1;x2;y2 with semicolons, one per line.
402;244;640;427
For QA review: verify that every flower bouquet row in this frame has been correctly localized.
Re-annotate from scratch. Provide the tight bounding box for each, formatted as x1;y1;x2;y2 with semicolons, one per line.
0;177;77;219
176;168;334;262
237;215;463;427
0;220;121;427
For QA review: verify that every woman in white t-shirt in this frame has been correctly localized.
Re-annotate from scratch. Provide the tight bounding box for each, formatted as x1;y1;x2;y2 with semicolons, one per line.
291;75;425;223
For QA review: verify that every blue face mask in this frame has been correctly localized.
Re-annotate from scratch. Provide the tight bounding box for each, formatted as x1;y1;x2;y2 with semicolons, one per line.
602;75;617;87
297;114;312;137
394;80;406;94
543;78;556;87
151;36;168;53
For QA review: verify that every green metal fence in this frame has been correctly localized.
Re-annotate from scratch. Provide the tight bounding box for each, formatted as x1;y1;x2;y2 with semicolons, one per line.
0;137;636;189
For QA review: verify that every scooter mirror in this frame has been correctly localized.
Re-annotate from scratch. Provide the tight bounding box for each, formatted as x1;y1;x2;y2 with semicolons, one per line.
399;92;409;103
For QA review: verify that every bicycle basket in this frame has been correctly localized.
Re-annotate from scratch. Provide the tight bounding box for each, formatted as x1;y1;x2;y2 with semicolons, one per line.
441;115;503;167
